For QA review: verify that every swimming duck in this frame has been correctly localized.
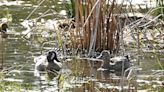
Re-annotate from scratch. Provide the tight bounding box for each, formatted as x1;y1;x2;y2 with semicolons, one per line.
97;50;132;76
0;22;8;38
96;50;112;70
34;51;62;79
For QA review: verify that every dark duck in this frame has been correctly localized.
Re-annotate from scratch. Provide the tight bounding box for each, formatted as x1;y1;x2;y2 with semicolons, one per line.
97;50;132;76
0;22;8;38
34;51;62;79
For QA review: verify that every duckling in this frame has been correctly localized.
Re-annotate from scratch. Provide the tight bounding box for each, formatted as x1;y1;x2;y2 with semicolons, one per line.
34;51;62;79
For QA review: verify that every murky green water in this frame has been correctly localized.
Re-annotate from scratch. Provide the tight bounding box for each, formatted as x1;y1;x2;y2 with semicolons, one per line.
0;0;164;92
0;0;65;91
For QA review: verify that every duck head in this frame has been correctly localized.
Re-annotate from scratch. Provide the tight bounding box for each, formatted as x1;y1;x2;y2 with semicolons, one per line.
97;50;112;70
47;51;60;62
96;50;111;61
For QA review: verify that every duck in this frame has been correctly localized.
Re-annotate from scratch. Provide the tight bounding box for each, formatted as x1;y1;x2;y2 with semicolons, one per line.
97;50;132;76
96;50;112;70
34;50;62;79
0;22;8;38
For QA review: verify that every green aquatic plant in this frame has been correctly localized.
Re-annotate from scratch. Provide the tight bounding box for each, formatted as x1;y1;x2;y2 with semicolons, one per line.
154;54;163;70
1;81;22;92
152;6;164;19
56;29;63;49
58;74;65;91
0;71;21;91
151;0;164;19
63;0;75;18
0;71;31;92
3;7;13;22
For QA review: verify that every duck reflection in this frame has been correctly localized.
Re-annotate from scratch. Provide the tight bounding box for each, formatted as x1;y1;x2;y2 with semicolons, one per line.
0;22;8;69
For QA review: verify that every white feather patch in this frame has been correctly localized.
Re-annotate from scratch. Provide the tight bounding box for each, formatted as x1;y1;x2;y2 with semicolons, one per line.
51;52;55;60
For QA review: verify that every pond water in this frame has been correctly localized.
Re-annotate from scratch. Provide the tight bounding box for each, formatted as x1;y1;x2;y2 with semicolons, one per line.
0;0;164;92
